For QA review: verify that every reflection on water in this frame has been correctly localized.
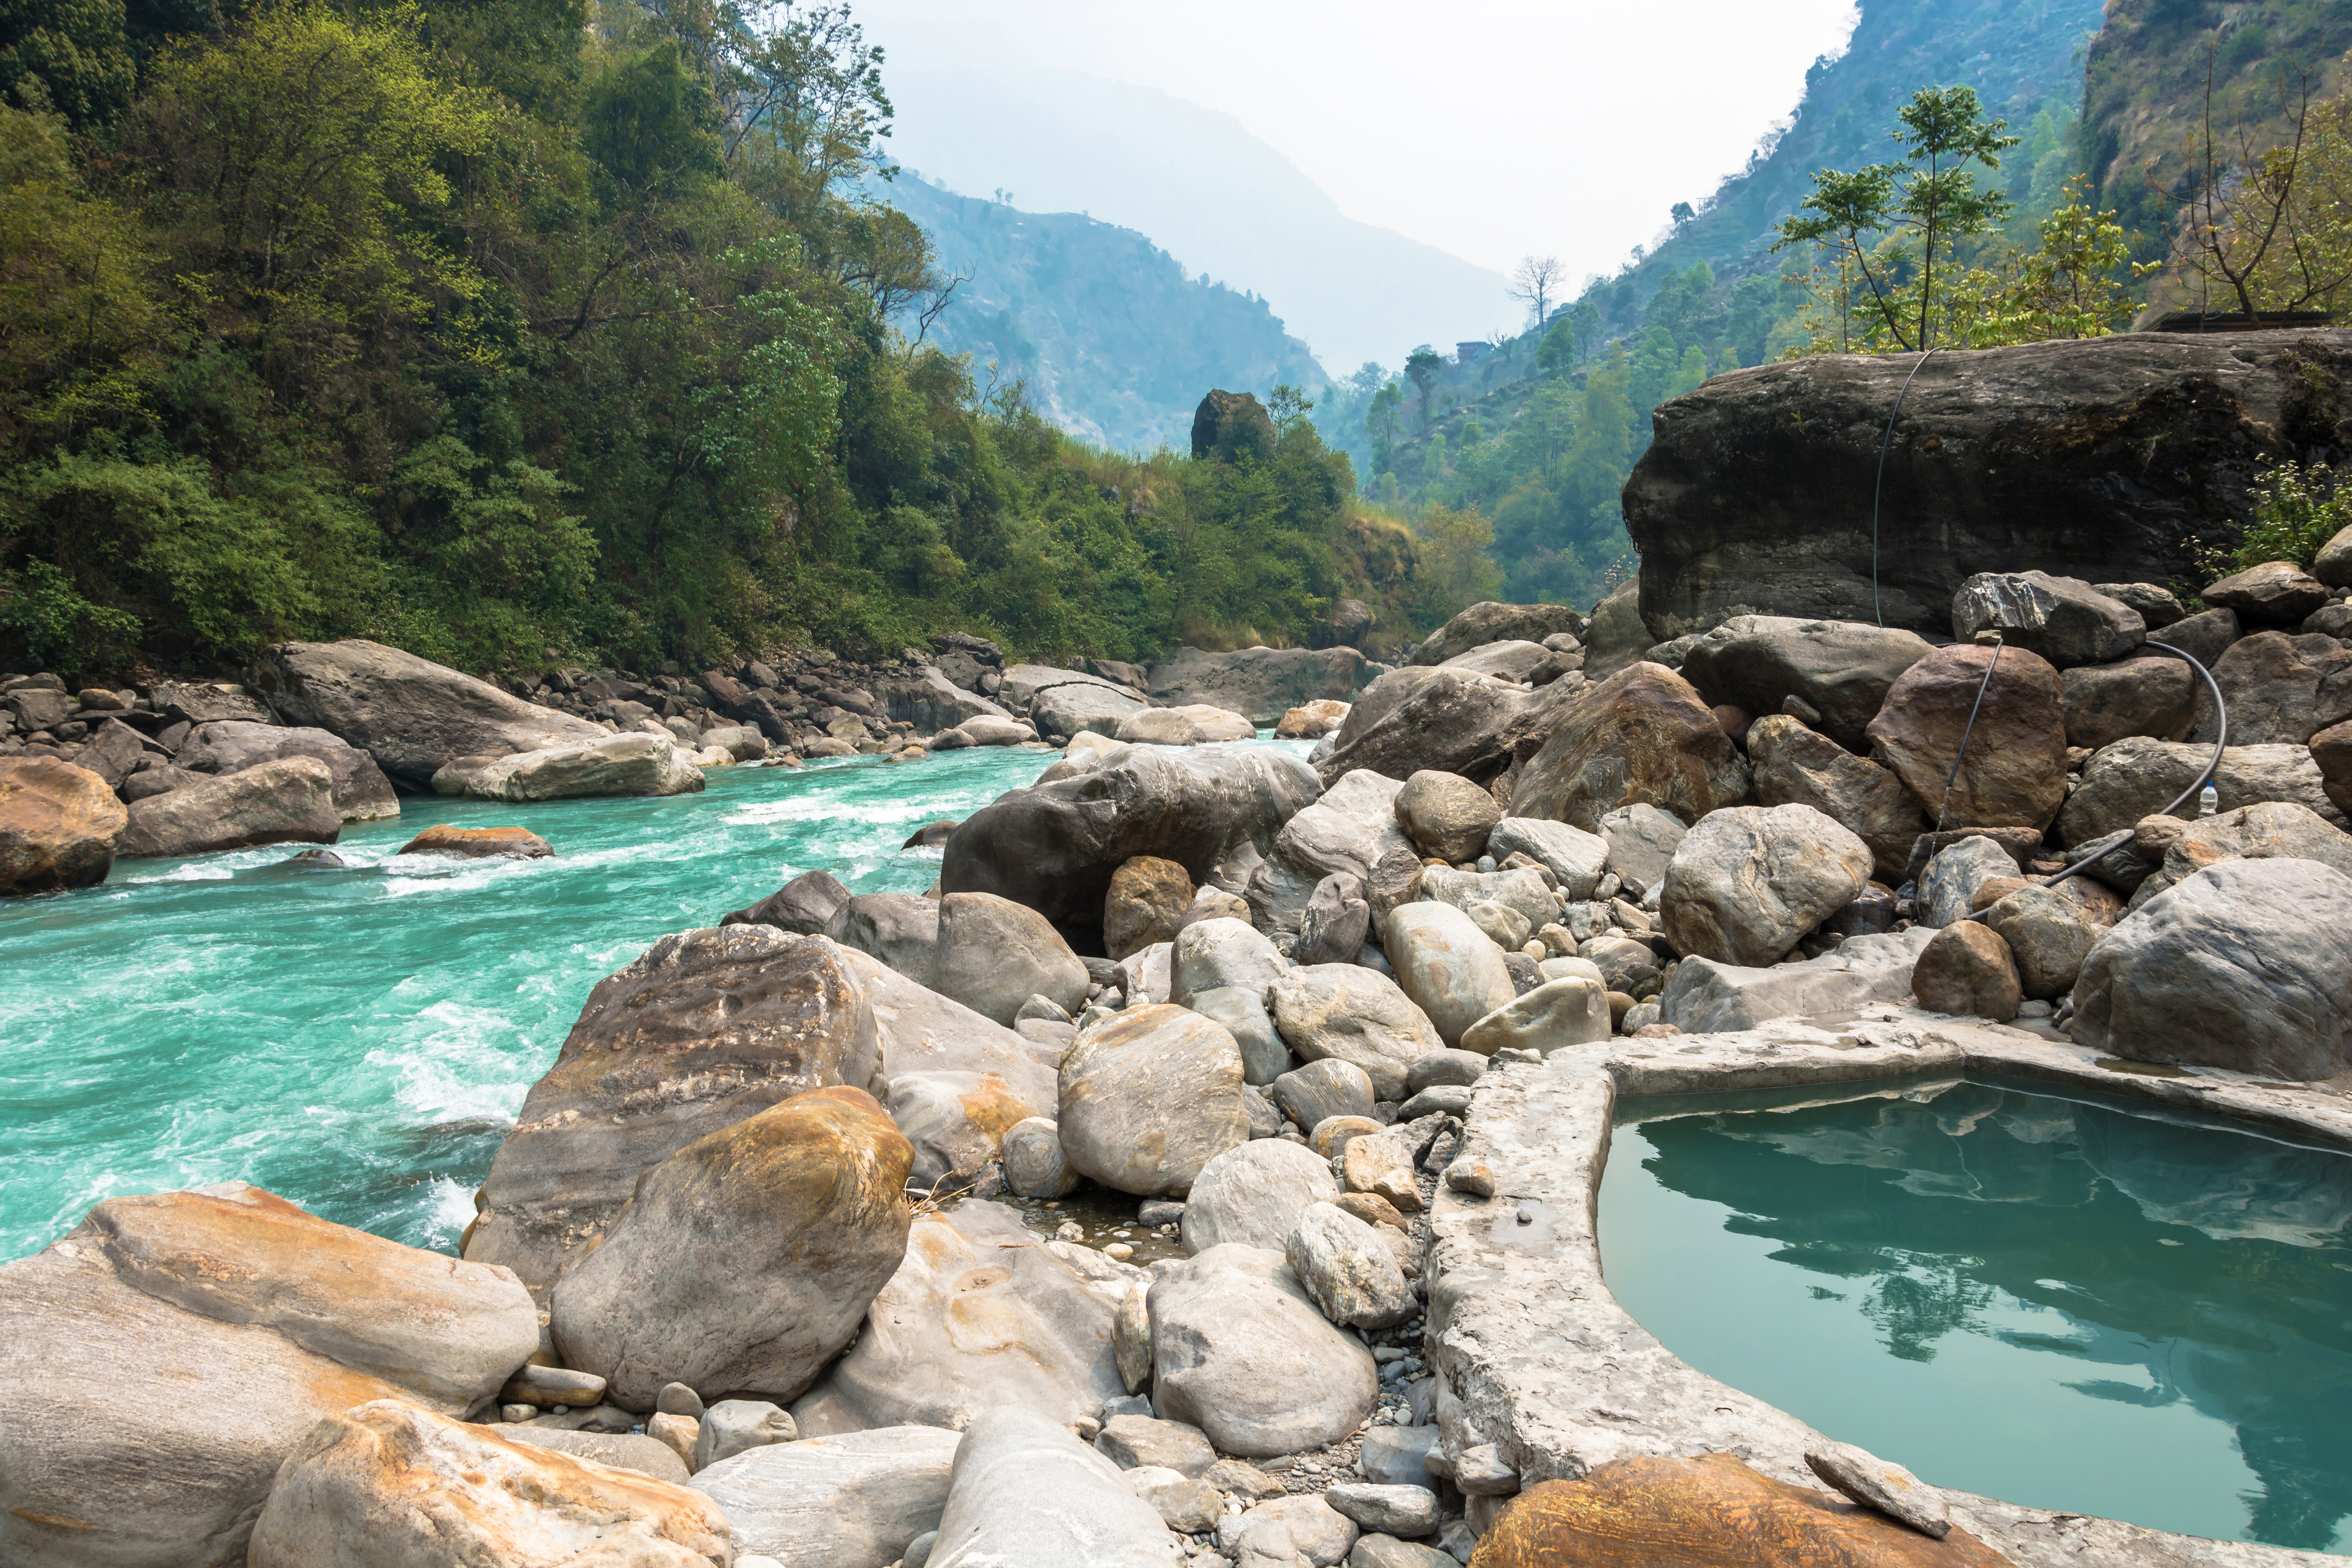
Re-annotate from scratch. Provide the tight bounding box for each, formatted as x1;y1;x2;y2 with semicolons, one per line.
1600;1079;2352;1553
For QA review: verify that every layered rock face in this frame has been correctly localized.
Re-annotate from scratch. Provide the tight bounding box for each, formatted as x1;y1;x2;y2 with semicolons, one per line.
1623;331;2352;637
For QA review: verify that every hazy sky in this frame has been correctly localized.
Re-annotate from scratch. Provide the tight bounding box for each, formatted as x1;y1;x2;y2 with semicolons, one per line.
851;0;1865;278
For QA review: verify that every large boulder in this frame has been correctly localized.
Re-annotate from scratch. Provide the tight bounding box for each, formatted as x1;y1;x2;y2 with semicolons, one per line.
465;928;883;1296
1660;804;1873;966
1457;974;1613;1056
1246;768;1411;935
1506;662;1750;831
1056;1004;1252;1195
941;745;1319;953
1147;645;1367;726
876;666;1014;733
0;756;124;895
1035;681;1152;742
1677;616;1933;751
1865;642;2067;830
1910;920;2022;1020
1314;667;1582;790
692;1426;961;1566
2071;857;2352;1080
247;638;604;789
1266;964;1445;1100
1437;639;1551;681
1328;666;1445;750
437;731;705;800
1658;927;1934;1033
2143;801;2352;900
1949;570;2146;668
1171;916;1287;1006
1180;1139;1341;1254
1147;1244;1379;1458
2199;630;2352;745
1286;1202;1412;1330
925;1407;1183;1568
177;720;400;821
2056;737;2350;842
929;891;1089;1024
1106;856;1195;959
831;891;940;978
1410;602;1585;666
1594;803;1687;893
789;1202;1130;1436
551;1086;912;1410
1982;884;2097;999
1621;331;2352;638
0;1185;539;1568
1582;578;1655;681
2319;719;2352;818
1118;704;1256;745
1393;769;1501;862
1485;817;1610;898
722;868;853;934
2060;656;2198;748
1382;901;1515;1049
116;754;341;858
2203;559;2330;624
1744;715;1926;882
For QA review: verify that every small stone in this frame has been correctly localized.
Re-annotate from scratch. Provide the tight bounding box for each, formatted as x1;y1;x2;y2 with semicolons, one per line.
1452;1443;1518;1496
500;1363;607;1408
1443;1160;1494;1197
1805;1440;1952;1539
655;1381;704;1419
1104;1242;1134;1259
1325;1482;1441;1537
1394;770;1502;862
1115;1283;1154;1394
500;1403;537;1423
1127;1464;1223;1532
646;1410;697;1469
1097;1413;1219;1477
692;1399;795;1472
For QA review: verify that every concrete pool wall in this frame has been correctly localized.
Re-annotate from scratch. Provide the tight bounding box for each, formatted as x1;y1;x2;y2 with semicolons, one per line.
1422;1007;2352;1568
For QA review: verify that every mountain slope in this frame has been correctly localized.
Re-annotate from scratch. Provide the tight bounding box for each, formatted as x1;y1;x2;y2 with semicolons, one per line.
881;65;1510;374
892;176;1323;452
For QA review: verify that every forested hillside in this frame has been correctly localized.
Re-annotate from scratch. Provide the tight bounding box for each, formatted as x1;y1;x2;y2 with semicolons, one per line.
887;175;1323;453
0;0;1453;681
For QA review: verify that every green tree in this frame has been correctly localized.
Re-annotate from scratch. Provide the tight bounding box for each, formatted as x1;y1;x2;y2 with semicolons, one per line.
0;0;134;129
1404;345;1442;432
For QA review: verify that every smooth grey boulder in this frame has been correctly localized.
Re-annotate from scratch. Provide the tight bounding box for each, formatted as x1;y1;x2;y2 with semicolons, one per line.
691;1426;962;1566
1297;873;1373;967
1286;1202;1412;1328
1659;927;1935;1033
466;929;884;1296
1677;615;1935;751
723;868;853;934
1179;1138;1341;1256
1744;714;1925;882
1245;768;1410;935
1324;1483;1441;1538
1393;769;1501;862
1659;803;1872;966
1416;865;1555;933
2198;630;2352;746
1267;964;1443;1100
1916;836;2027;929
1951;571;2146;668
550;1086;913;1410
247;637;604;789
1357;1426;1444;1490
2071;857;2352;1080
115;754;341;858
1404;1050;1486;1094
2060;656;2198;749
438;730;704;801
1409;602;1585;667
177;720;400;821
1982;884;2098;1000
790;1203;1132;1437
1382;901;1515;1049
1096;1415;1219;1477
1594;803;1687;894
926;1407;1184;1568
1172;916;1287;1007
2058;736;2350;842
1273;1058;1377;1131
693;1399;797;1470
1219;1493;1360;1566
999;662;1138;712
1033;680;1151;741
1190;984;1292;1083
1056;1004;1252;1195
929;890;1089;1025
1456;975;1612;1056
1438;639;1551;681
832;891;942;980
942;745;1319;952
1123;1466;1221;1533
500;1426;691;1483
1003;1116;1080;1198
1485;817;1609;898
1147;1244;1379;1458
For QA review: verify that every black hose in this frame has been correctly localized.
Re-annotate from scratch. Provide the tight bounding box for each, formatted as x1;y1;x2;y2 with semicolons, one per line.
1934;633;2004;833
1868;348;1936;629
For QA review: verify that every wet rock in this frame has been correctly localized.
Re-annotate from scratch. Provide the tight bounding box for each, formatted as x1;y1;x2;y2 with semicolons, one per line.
790;1202;1131;1436
1471;1454;2011;1568
1950;571;2145;668
245;1400;731;1566
1865;642;2067;830
1149;1245;1378;1457
117;754;340;858
1148;644;1368;727
399;823;552;858
1096;1415;1219;1477
551;1086;911;1409
1506;663;1750;831
1744;715;1926;882
1806;1441;1951;1540
0;1184;538;1567
1106;855;1195;960
1677;615;1934;750
2058;655;2198;748
2203;560;2329;624
248;637;605;789
1003;1116;1080;1198
1982;885;2096;999
1057;1004;1252;1195
943;746;1318;953
2072;857;2352;1079
1659;927;1933;1033
722;868;853;934
1485;817;1609;897
466;929;882;1295
1909;922;2022;1021
1383;901;1516;1050
1593;802;1686;893
1267;964;1444;1100
1458;975;1612;1056
833;891;942;979
1181;1138;1341;1254
1394;769;1501;861
1916;836;2022;928
1174;916;1289;1007
1659;803;1872;966
924;1406;1183;1568
1408;602;1586;667
693;1425;961;1566
2200;630;2352;745
930;890;1089;1025
1286;1201;1412;1328
693;1400;798;1469
438;731;705;800
2057;736;2349;841
177;719;401;820
0;757;124;895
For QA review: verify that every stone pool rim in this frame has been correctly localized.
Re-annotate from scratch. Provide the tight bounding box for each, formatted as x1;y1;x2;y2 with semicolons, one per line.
1423;1006;2352;1568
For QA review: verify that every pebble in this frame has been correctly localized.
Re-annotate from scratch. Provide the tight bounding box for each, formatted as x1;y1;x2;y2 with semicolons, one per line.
1105;1243;1135;1259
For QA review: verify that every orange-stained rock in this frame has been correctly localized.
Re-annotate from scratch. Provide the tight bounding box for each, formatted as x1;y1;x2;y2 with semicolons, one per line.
246;1399;732;1566
1468;1454;2012;1568
1277;698;1352;739
551;1085;913;1409
1910;921;2022;1022
398;822;553;858
1105;855;1195;960
1866;642;2067;831
0;756;124;895
1507;663;1752;832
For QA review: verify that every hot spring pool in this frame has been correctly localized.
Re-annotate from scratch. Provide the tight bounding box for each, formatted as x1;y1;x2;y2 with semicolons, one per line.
1599;1077;2352;1553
